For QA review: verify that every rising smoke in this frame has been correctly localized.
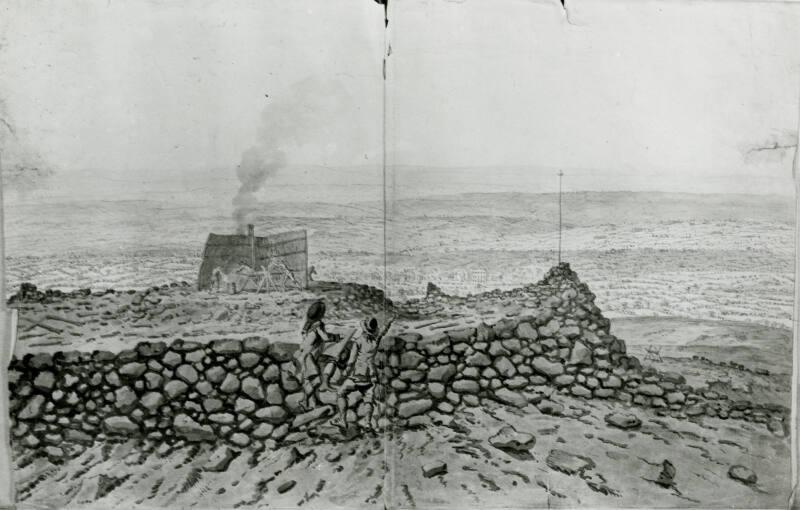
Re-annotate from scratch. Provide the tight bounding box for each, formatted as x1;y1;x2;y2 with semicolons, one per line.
231;77;358;232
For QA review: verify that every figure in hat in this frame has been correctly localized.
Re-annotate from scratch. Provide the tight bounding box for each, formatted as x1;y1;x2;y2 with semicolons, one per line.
295;300;337;408
331;315;395;432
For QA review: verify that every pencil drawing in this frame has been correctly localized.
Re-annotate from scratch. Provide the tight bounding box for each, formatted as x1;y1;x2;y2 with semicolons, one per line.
1;0;799;509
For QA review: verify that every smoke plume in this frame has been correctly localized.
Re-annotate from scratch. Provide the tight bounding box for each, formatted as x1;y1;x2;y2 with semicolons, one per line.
231;77;357;232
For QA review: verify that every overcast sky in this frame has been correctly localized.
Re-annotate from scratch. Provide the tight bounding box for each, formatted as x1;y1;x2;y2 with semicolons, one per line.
0;0;799;203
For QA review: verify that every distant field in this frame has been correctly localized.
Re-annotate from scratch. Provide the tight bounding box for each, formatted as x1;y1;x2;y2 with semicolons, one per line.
5;191;794;329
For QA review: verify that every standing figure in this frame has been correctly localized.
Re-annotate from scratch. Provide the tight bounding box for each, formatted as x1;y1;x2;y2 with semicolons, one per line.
332;315;394;432
295;300;335;408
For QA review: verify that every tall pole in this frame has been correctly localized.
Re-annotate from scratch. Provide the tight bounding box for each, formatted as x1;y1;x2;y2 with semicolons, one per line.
558;170;563;264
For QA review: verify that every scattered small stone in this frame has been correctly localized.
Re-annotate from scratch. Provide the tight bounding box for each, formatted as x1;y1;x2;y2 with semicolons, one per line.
422;460;447;478
655;460;676;488
546;449;595;475
537;400;564;416
204;446;238;472
604;412;641;430
489;425;536;453
728;465;757;486
277;480;296;494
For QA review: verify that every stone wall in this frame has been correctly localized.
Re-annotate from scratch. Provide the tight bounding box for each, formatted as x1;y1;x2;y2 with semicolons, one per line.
7;264;789;462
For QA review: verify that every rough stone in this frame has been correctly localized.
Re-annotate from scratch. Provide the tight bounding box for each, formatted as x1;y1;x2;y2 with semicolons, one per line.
568;341;592;366
141;392;164;412
33;372;55;391
103;416;139;435
211;339;242;354
465;352;491;367
604;412;641;429
505;376;529;390
277;480;296;494
235;398;256;414
452;379;480;394
209;413;236;425
18;395;46;420
553;374;575;386
239;352;261;369
422;460;447;478
176;364;199;384
165;380;189;399
489;425;536;452
162;351;182;368
493;357;516;378
204;446;238;472
252;423;274;439
293;406;333;427
206;366;226;384
400;351;425;369
119;362;147;378
220;373;241;394
728;465;757;485
241;377;265;401
398;399;433;418
254;406;288;424
494;388;527;408
114;387;137;413
637;384;664;397
665;391;686;405
65;429;94;445
515;322;538;340
571;385;592;398
546;449;595;475
531;357;564;377
428;382;446;399
537;400;564;416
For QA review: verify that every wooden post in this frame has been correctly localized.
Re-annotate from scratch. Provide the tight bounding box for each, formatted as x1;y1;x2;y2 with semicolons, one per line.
558;170;563;264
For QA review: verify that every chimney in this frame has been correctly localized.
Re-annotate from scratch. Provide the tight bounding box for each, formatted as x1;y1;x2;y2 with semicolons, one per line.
248;224;255;269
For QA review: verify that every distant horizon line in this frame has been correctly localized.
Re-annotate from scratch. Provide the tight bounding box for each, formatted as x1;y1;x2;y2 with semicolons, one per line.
6;188;795;208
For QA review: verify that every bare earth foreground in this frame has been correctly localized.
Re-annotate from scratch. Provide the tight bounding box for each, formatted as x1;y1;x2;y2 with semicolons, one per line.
11;391;789;509
7;274;792;509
